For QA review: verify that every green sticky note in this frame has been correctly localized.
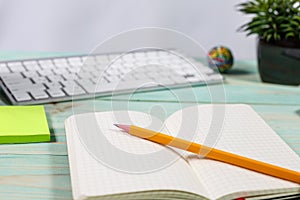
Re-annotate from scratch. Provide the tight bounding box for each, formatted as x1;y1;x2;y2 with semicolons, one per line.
0;106;50;144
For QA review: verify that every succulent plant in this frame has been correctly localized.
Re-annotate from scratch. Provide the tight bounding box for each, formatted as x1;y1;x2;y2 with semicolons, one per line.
237;0;300;43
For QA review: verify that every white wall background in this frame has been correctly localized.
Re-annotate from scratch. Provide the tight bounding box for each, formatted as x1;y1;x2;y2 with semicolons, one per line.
0;0;256;60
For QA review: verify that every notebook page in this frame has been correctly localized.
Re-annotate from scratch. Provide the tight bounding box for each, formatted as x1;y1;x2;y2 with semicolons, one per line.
164;104;300;199
65;111;209;199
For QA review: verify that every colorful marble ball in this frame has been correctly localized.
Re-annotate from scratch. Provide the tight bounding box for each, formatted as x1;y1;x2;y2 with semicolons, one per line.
207;46;234;73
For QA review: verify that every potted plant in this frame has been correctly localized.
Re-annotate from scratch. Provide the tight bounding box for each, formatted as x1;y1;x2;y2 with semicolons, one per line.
237;0;300;85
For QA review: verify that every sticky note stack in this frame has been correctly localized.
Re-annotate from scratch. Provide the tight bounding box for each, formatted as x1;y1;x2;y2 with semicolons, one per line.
0;106;50;144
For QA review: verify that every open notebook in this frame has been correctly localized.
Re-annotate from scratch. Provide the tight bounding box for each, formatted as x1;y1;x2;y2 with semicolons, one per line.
65;104;300;200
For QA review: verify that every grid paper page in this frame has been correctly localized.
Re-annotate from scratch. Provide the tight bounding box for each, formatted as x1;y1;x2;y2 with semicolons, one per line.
65;111;209;200
164;104;300;199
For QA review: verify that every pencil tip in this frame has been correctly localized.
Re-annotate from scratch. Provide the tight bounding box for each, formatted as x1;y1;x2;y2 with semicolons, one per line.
114;124;130;132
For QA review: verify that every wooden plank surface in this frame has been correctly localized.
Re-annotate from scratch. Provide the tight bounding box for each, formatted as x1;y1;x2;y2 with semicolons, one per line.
0;53;299;199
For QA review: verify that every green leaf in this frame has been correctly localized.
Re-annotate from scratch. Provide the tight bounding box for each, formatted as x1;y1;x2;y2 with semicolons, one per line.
285;32;295;38
273;32;281;40
266;34;273;42
290;20;300;27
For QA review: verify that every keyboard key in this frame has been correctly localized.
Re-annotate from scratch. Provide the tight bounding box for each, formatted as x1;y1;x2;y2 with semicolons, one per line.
78;81;97;94
76;79;95;87
12;92;32;102
68;66;81;73
39;63;56;69
60;80;77;87
38;59;53;65
186;76;202;83
93;82;118;93
156;77;176;85
38;69;53;76
29;90;49;100
117;80;159;91
68;57;82;63
4;78;33;87
8;63;26;72
183;68;198;74
45;82;63;89
31;76;49;83
131;73;148;80
134;52;147;58
47;75;64;82
22;61;41;71
62;73;79;80
105;75;121;83
95;55;109;62
208;74;223;81
69;62;83;67
54;58;67;64
52;68;68;75
77;71;94;79
171;75;189;84
174;69;187;76
0;72;23;79
53;58;69;68
7;62;23;67
108;54;121;61
23;61;38;66
24;63;41;71
22;71;39;78
8;83;45;92
47;88;66;98
63;85;86;96
2;78;32;86
146;71;161;79
0;64;10;73
55;62;69;68
90;77;109;84
83;57;97;65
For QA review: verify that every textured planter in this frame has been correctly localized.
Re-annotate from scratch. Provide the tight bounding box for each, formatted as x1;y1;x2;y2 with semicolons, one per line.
257;40;300;85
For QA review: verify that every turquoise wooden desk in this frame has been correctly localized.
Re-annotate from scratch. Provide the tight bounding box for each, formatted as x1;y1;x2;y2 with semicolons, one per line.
0;53;299;199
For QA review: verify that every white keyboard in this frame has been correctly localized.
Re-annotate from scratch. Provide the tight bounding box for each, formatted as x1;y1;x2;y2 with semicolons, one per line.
0;50;223;105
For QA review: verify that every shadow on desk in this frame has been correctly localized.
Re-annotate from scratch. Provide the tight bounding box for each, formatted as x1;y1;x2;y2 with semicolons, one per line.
295;109;300;117
227;68;252;75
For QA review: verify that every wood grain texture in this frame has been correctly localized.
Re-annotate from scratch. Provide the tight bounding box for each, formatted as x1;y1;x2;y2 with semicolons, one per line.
0;53;299;199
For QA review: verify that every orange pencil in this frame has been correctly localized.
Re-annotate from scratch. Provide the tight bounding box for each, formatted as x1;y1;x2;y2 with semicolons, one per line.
114;124;300;184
